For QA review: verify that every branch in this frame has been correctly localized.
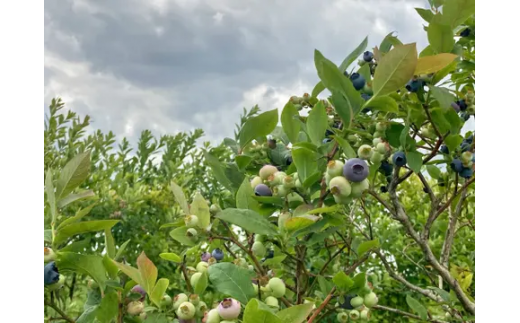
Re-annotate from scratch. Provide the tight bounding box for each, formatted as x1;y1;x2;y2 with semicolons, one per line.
45;300;75;323
181;259;193;294
307;287;336;323
373;305;447;323
440;187;468;268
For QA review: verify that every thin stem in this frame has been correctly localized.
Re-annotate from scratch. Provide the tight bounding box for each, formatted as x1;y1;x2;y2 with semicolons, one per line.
307;287;336;323
373;305;447;323
44;300;75;323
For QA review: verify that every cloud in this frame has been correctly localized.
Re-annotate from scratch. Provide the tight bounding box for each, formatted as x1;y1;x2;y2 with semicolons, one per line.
45;0;433;145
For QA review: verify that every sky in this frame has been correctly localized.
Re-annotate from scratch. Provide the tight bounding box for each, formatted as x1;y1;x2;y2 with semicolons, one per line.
44;0;474;147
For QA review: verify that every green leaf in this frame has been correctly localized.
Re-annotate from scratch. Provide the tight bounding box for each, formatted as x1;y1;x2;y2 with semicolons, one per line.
56;151;91;199
77;306;98;323
333;136;357;159
415;8;433;22
444;108;463;134
430;86;456;110
216;208;277;235
170;226;196;246
406;295;428;320
159;253;182;263
262;255;287;266
239;109;279;149
243;299;282;323
358;63;371;82
115;239;130;261
314;49;363;123
54;220;119;247
285;217;315;232
428;22;455;53
58;190;96;208
236;155;253;170
426;165;442;179
45;170;57;224
191;192;210;229
379;32;403;53
104;229;116;259
386;123;406;148
57;203;97;230
415;53;458;75
339;36;368;71
428;287;451;302
353;272;367;289
429;108;451;134
357;239;380;256
205;152;234;192
364;96;399;113
150;278;169;307
170;182;190;215
333;272;355;292
292;147;318;185
143;313;169;323
207;263;256;304
281;102;301;143
311;82;326;98
236;178;260;212
44;229;52;243
57;252;107;292
194;271;208;295
137;252;158;294
277;303;315;323
103;254;119;279
444;134;464;154
112;261;142;286
60;238;91;253
96;291;118;323
406;151;423;173
318;276;334;295
307;101;329;146
441;0;475;28
372;44;418;98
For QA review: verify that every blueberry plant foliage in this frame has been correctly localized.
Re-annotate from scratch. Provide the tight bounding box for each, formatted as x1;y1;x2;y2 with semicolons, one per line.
44;1;475;322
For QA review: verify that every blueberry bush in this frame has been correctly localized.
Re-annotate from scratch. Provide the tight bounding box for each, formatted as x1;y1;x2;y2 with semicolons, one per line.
44;1;475;322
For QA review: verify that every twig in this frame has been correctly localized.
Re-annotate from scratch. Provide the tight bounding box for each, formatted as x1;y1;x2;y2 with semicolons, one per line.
44;300;75;323
307;287;336;323
181;257;194;293
373;305;447;323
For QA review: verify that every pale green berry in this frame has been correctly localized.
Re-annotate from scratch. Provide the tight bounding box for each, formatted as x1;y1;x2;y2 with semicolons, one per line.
372;137;383;146
186;228;198;238
348;134;358;143
196;301;208;317
259;165;278;180
185;215;200;228
273;185;289;197
254;234;266;243
196;261;209;273
349;309;360;320
139;312;147;321
160;294;172;308
370;151;384;164
250;176;263;189
283;175;295;189
329;176;352;198
351;296;364;308
190;273;203;289
252;241;267;258
176;302;196;319
265;296;279;308
189;294;200;306
364;292;378;308
253;283;259;294
324;173;332;187
268;277;286;298
376;142;388;155
360;308;371;320
173;293;189;310
376;122;387;132
373;131;385;138
333;194;350;205
44;247;56;262
358;145;373;160
461;151;473;163
126;301;144;316
268;171;287;186
206;309;221;323
327;160;345;177
337;312;349;323
351;179;370;198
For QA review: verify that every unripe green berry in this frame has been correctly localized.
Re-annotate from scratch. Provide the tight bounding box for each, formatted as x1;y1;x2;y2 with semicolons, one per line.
268;277;286;298
189;294;200;306
333;194;350;205
324;173;332;187
233;257;248;269
185;215;200;228
376;142;388;155
47;274;66;291
173;293;189;310
282;175;295;189
250;176;263;189
373;131;385;138
160;294;172;308
278;212;291;229
360;308;371;320
139;312;147;321
252;241;266;258
337;312;349;323
253;283;259;294
196;261;209;273
176;302;196;319
329;176;352;198
461;151;473;163
370;151;384;164
358;145;373;160
196;301;208;317
126;301;144;316
327;160;345;177
259;165;278;180
268;171;287;186
376;122;387;132
273;185;289;197
209;204;221;215
364;292;378;308
265;296;279;308
348;134;358;143
44;247;56;262
186;228;198;238
207;257;217;266
254;234;266;243
351;179;370;198
350;296;364;308
372;137;383;146
205;308;221;323
349;309;360;320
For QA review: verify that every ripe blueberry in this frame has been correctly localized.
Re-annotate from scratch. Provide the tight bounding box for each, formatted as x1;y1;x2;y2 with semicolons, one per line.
363;51;374;62
440;145;450;154
459;167;473;179
457;99;468;111
339;294;357;310
450;159;463;173
218;298;241;320
350;73;366;91
379;160;393;176
460;28;471;37
344;158;369;182
392;151;407;167
254;184;272;197
451;102;461;112
380;186;388;193
44;261;60;286
212;248;224;261
406;79;424;92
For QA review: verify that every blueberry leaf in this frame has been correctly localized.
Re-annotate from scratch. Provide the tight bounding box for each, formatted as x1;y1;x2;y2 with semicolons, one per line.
339;36;368;72
150;278;169;308
281;101;301;144
216;208;278;235
427;21;455;54
415;8;434;22
307;101;329;146
430;86;456;110
243;299;282;323
333;272;355;292
55;150;91;200
357;239;380;256
208;263;256;305
277;303;315;323
441;0;475;28
406;151;423;173
239;109;279;150
406;295;428;320
415;53;458;75
169;226;197;247
236;178;260;212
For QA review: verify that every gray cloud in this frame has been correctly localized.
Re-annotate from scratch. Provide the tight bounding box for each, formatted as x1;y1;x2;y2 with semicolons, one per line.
45;0;432;145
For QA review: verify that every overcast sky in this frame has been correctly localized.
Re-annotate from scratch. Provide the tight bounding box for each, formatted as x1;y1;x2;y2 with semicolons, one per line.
45;0;467;147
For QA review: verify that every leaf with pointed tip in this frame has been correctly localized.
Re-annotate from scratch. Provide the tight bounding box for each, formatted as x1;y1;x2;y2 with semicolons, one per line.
236;178;260;212
207;263;256;304
150;278;169;307
363;96;399;113
112;260;142;286
57;203;97;230
307;101;329;146
45;170;56;224
415;53;458;75
170;182;190;215
191;192;210;229
216;208;277;235
57;252;107;292
56;151;91;199
54;220;119;247
58;190;96;208
243;299;282;323
277;303;315;323
104;229;116;258
137;252;158;294
159;253;182;263
428;21;455;53
406;295;428;320
441;0;475;28
281;102;301;143
239;109;279;149
96;291;119;323
339;36;368;71
372;44;418;98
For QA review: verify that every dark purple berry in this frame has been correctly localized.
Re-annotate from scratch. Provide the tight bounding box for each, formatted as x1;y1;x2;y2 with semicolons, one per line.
380;186;388;193
343;158;369;182
325;129;334;137
254;184;272;197
361;93;372;101
212;248;224;261
405;79;424;93
323;138;332;144
460;28;471;37
349;73;366;91
457;99;468;111
339;294;357;310
440;145;450;154
44;261;60;286
392;152;407;167
459;167;473;179
363;51;374;62
451;102;461;112
285;156;293;166
379;161;393;176
386;175;393;183
131;285;146;301
450;159;464;173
